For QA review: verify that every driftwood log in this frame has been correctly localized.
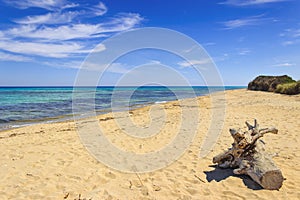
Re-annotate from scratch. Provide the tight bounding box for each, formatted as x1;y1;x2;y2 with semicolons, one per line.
213;119;284;190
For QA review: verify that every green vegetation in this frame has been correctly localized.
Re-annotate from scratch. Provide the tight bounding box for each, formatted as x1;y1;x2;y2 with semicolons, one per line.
275;81;300;95
248;75;296;92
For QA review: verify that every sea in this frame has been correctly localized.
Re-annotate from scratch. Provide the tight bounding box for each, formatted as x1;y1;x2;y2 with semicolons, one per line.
0;86;245;130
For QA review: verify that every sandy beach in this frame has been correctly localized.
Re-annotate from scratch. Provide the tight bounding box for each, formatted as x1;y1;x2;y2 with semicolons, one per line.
0;89;299;200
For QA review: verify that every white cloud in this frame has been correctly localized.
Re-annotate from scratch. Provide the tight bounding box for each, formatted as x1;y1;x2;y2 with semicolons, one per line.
280;28;300;45
107;63;131;74
178;59;211;67
42;56;131;74
4;13;142;41
0;52;32;62
293;29;300;37
88;44;106;53
7;24;105;41
62;3;79;10
0;13;141;58
0;1;143;66
0;40;99;58
90;2;108;16
220;0;289;6
75;61;130;74
41;60;82;69
149;60;162;65
281;28;300;38
11;1;110;26
14;11;79;24
203;42;216;46
183;45;198;53
0;32;5;40
3;25;36;37
73;60;165;74
272;62;296;67
11;1;108;25
102;13;143;32
4;0;69;11
238;48;251;55
210;54;230;63
282;40;297;45
222;15;270;29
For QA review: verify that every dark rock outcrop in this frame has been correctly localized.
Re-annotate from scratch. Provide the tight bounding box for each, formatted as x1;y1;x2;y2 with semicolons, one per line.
248;75;295;92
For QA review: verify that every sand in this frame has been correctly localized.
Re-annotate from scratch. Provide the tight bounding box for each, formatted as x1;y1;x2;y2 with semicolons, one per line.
0;89;299;199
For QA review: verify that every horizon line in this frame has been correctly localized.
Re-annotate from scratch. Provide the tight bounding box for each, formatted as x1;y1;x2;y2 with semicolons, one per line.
0;85;247;87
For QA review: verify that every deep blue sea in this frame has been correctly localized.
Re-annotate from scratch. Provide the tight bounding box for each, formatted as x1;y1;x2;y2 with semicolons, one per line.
0;86;245;130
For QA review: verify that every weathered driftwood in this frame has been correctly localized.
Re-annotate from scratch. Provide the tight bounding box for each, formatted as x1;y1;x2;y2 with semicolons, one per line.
213;119;284;190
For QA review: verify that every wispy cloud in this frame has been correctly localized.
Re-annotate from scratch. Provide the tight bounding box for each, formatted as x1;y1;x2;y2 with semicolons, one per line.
280;28;300;45
0;41;90;58
4;0;77;11
282;40;298;45
70;61;131;74
203;42;216;46
89;2;108;16
178;59;211;68
0;52;32;62
221;15;271;29
5;14;142;41
0;1;143;62
280;28;300;38
220;0;289;6
272;62;296;67
12;1;108;25
106;63;132;74
14;11;79;25
41;60;82;69
237;48;251;55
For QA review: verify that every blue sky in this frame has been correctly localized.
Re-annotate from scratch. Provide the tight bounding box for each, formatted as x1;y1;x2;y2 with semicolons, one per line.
0;0;299;86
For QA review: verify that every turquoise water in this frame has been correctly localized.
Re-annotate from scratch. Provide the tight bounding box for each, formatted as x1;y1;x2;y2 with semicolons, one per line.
0;86;245;130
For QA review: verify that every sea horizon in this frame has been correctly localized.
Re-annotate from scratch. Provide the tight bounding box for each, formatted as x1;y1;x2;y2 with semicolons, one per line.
0;85;247;88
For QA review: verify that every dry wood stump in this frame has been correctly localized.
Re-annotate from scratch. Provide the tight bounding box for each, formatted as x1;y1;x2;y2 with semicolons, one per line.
213;119;284;190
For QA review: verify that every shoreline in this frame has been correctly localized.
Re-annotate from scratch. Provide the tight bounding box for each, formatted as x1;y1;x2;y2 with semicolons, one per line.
0;87;294;136
0;87;242;133
1;89;299;199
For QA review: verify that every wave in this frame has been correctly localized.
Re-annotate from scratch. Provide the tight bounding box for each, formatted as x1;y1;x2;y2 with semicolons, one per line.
155;101;167;104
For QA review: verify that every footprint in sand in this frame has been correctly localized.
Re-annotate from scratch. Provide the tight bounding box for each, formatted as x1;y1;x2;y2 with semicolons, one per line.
141;185;149;196
132;180;143;188
152;184;161;191
104;171;116;179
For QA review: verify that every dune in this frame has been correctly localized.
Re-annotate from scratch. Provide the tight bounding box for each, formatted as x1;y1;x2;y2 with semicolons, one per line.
0;89;299;199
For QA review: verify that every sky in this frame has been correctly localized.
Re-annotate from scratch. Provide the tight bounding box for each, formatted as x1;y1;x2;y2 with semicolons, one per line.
0;0;299;86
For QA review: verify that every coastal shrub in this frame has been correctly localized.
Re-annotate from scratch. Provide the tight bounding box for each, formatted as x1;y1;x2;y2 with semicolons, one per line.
248;75;296;92
275;81;300;95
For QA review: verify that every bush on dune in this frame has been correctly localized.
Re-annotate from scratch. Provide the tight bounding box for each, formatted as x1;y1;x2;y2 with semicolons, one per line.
275;81;300;95
248;75;295;92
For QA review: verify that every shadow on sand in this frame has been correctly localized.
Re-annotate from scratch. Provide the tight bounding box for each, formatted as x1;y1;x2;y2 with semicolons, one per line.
204;165;263;190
